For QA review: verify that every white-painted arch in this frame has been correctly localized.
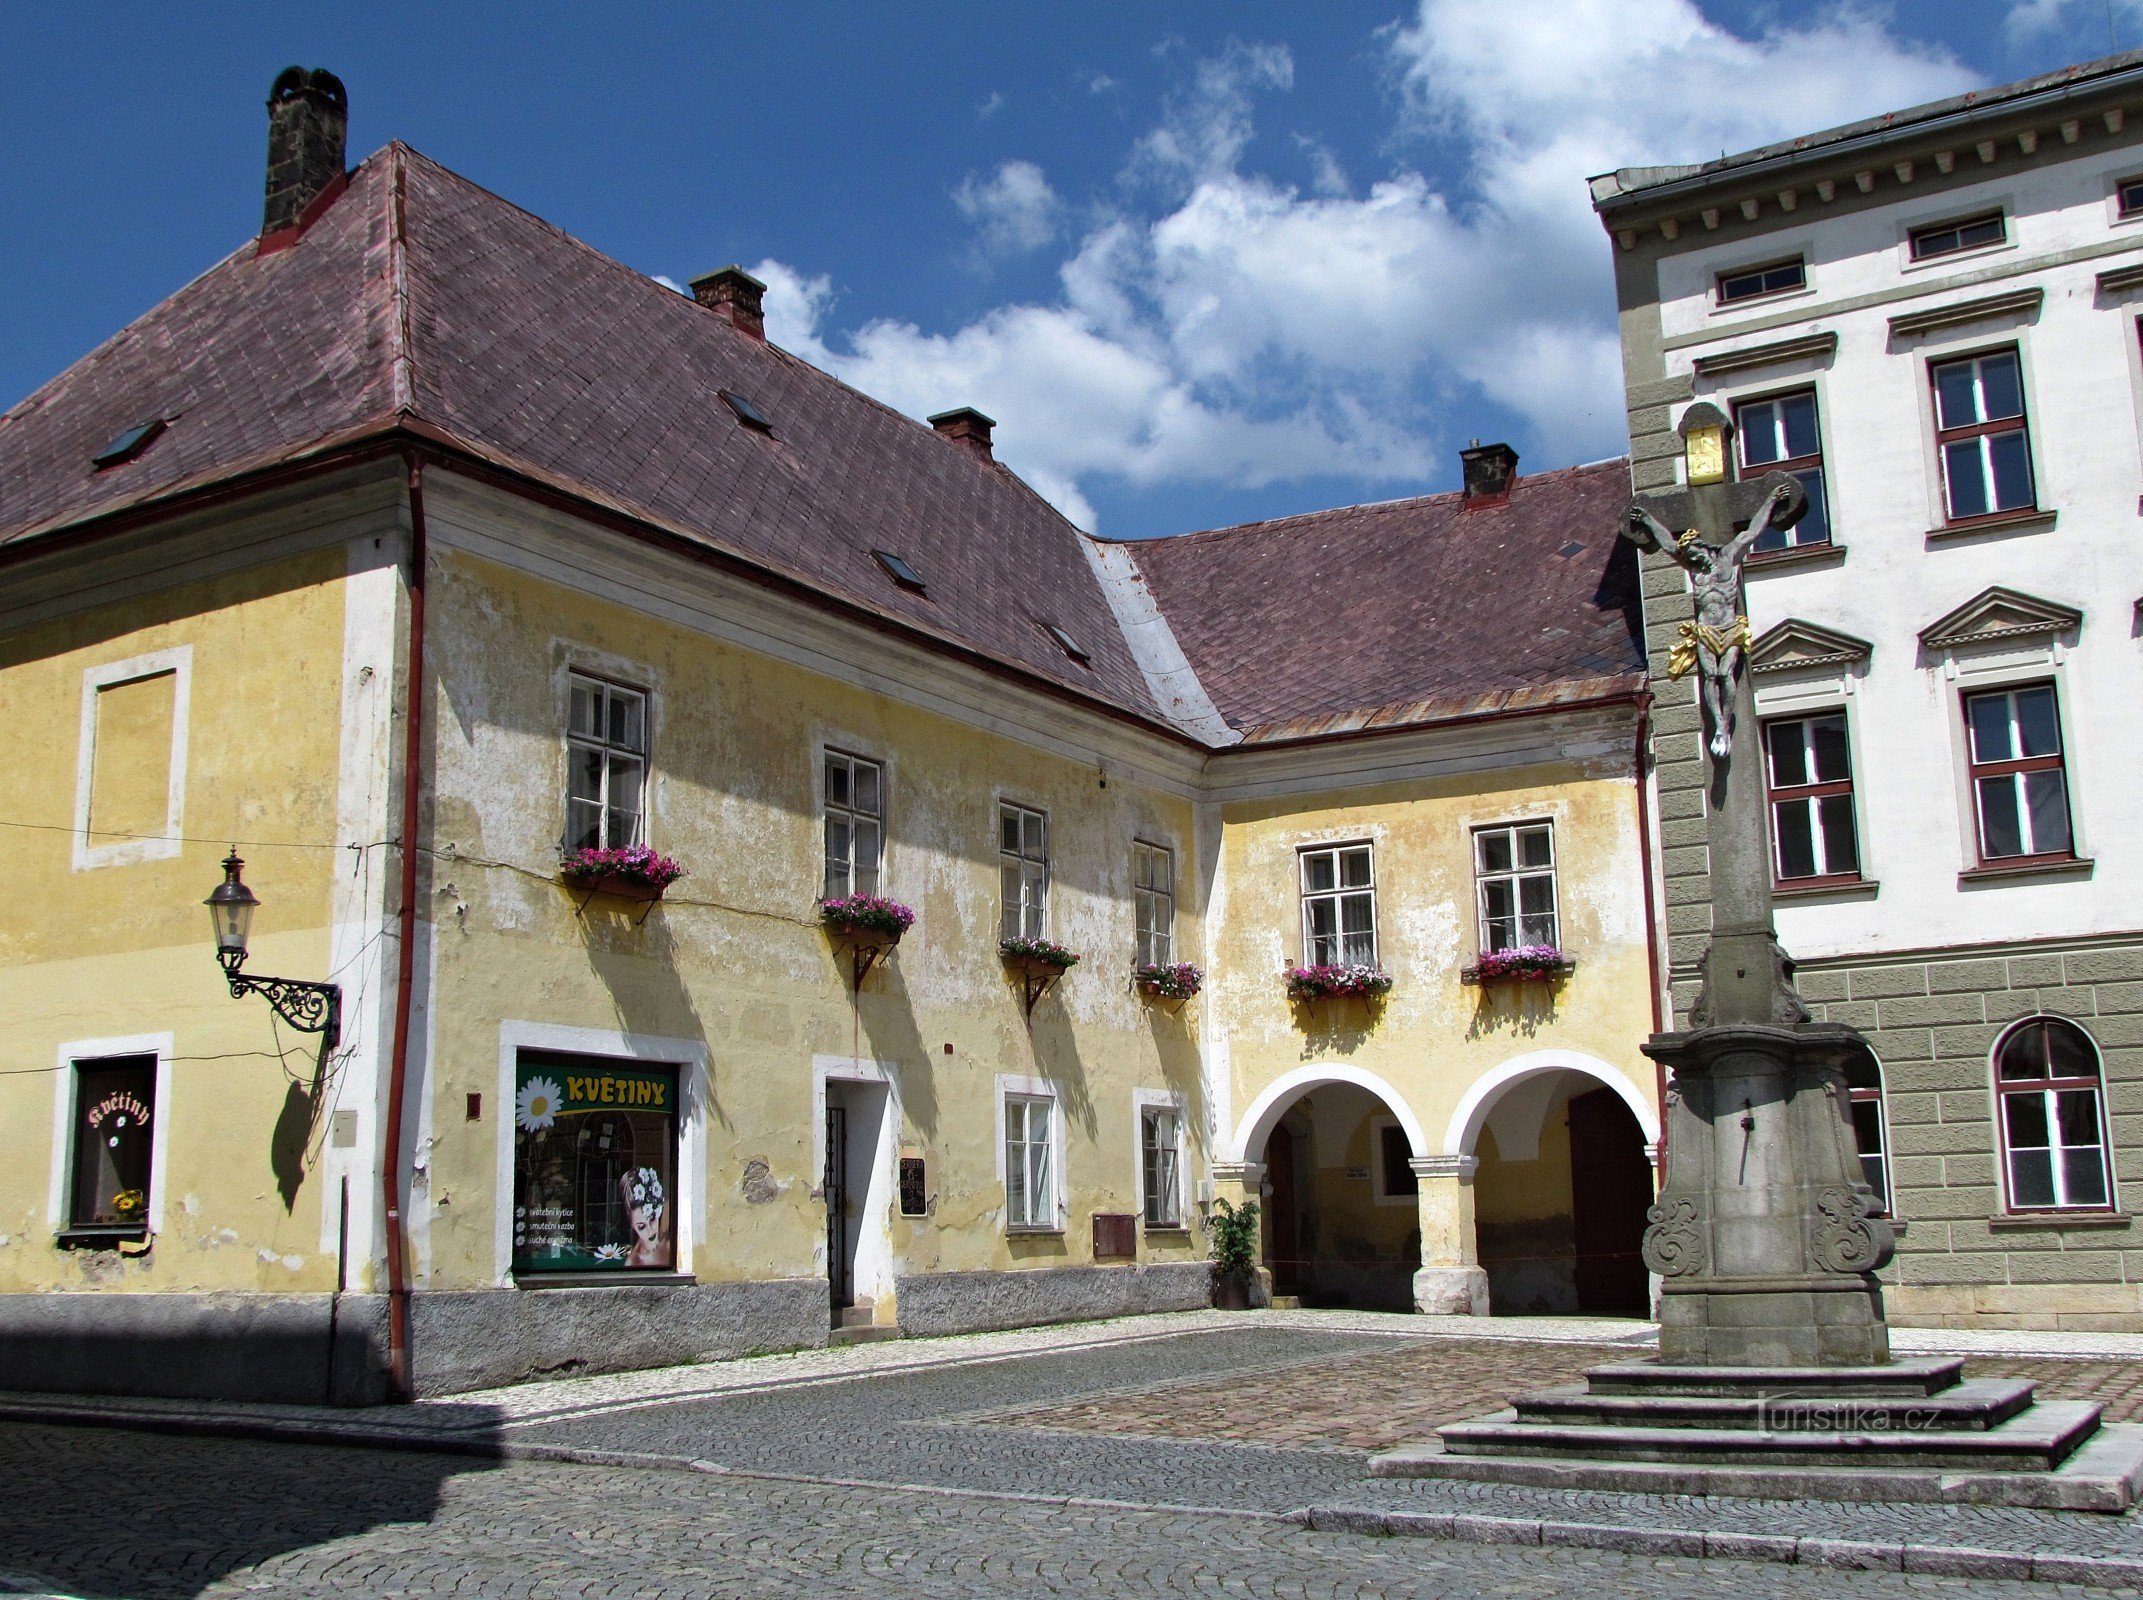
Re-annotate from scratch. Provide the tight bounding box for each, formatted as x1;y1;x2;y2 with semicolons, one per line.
1228;1063;1428;1164
1443;1048;1658;1159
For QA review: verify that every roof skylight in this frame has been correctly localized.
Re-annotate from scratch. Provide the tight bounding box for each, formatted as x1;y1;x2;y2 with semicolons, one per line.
91;418;167;470
872;549;927;593
720;390;774;432
1044;623;1092;665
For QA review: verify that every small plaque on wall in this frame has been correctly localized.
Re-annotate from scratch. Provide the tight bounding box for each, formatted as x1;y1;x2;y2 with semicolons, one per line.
898;1156;928;1216
1345;1165;1370;1181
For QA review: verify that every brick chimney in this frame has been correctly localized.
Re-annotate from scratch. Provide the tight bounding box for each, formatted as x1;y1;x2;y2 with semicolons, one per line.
929;407;995;463
1459;440;1519;509
690;267;767;340
263;68;348;236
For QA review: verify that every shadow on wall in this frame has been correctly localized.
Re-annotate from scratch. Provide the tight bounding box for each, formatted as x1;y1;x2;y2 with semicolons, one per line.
0;1419;506;1600
577;902;725;1131
855;947;938;1139
1290;997;1382;1061
1465;985;1559;1042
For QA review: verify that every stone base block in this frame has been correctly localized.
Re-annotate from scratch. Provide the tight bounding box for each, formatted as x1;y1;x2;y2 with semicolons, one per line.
1414;1265;1490;1316
893;1262;1213;1338
411;1277;826;1397
0;1291;391;1406
1657;1275;1888;1366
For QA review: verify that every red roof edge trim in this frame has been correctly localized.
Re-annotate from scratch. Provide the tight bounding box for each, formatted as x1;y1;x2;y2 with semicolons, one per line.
257;170;351;259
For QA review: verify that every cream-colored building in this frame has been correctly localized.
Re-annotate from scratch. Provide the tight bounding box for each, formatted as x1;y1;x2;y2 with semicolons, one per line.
0;73;1663;1402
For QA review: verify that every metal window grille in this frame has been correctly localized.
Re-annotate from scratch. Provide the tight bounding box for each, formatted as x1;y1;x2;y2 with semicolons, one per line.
1473;823;1557;953
823;750;885;899
1141;1107;1181;1226
566;674;647;852
1964;684;2072;863
1932;350;2035;522
1762;714;1861;885
1996;1018;2111;1211
1005;1095;1054;1228
999;803;1049;941
1134;842;1174;967
1734;390;1831;550
1299;843;1377;966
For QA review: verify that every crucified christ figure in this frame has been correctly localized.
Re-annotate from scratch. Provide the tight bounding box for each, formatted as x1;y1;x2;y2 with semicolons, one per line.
1623;478;1798;761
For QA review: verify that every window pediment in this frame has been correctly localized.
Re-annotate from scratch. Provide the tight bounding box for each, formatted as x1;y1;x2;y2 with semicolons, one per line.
1749;618;1872;676
1919;586;2081;652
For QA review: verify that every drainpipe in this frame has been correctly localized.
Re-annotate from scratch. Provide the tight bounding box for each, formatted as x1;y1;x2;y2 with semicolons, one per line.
381;451;429;1401
1631;694;1669;1180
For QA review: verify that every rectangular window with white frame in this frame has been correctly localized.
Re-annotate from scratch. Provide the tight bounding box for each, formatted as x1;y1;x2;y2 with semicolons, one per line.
1734;390;1831;551
74;646;192;871
1932;348;2035;523
1299;842;1376;967
1964;683;2073;864
1715;257;1805;306
566;673;647;852
1134;841;1174;966
1763;713;1862;886
1139;1098;1185;1227
1000;802;1048;940
1473;822;1558;953
822;750;884;899
64;1054;159;1238
1003;1091;1057;1230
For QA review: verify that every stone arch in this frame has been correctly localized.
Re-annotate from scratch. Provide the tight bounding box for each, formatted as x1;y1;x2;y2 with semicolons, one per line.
1229;1063;1428;1166
1443;1048;1658;1160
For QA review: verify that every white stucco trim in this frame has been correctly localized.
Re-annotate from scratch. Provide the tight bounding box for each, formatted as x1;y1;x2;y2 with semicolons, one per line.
1132;1087;1189;1226
1443;1048;1659;1159
493;1021;710;1284
1228;1063;1428;1165
812;1054;902;1306
48;1032;175;1234
72;645;192;871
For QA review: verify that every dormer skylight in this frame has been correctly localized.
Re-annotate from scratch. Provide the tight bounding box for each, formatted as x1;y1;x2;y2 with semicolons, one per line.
872;549;927;594
721;390;774;432
1044;623;1092;665
92;418;167;470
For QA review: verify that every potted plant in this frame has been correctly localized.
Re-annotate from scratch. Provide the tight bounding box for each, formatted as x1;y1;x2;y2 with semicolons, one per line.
1208;1195;1262;1310
1001;936;1080;1016
819;894;916;943
1463;943;1575;985
1285;963;1393;1003
558;844;685;902
1134;961;1203;1002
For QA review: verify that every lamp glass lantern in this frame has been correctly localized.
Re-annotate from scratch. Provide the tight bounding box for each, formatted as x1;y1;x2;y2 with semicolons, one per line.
205;851;260;965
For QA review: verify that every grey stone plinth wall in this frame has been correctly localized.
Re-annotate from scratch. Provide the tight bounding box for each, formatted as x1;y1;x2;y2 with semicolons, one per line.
0;1291;391;1405
411;1277;826;1397
894;1262;1215;1338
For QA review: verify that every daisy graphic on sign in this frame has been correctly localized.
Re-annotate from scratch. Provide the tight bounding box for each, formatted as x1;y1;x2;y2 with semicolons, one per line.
515;1076;563;1132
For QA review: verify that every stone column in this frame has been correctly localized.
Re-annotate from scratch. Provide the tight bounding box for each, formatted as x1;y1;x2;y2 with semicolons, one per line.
1411;1155;1489;1316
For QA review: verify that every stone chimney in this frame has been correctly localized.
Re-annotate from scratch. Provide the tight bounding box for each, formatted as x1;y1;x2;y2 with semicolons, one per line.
929;407;995;463
690;267;767;340
1460;440;1519;509
263;68;348;237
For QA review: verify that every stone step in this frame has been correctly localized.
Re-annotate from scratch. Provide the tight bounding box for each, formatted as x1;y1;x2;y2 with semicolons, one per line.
835;1305;876;1329
1513;1377;2037;1433
1582;1356;1965;1398
1437;1398;2103;1474
829;1324;902;1346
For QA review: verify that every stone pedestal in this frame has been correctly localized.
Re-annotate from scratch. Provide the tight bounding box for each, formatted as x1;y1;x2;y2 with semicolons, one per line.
1410;1155;1489;1316
1641;1023;1893;1367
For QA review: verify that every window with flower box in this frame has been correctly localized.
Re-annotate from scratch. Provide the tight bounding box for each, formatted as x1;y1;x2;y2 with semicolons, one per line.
1735;390;1831;552
1299;843;1376;967
1474;822;1557;953
823;750;884;900
567;674;647;853
1996;1018;2111;1212
1000;802;1048;941
1763;713;1861;886
1932;349;2035;523
1134;842;1174;967
1964;683;2072;865
66;1055;157;1238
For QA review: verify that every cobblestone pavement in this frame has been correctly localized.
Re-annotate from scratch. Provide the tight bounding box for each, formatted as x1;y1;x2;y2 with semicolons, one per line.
0;1424;2131;1600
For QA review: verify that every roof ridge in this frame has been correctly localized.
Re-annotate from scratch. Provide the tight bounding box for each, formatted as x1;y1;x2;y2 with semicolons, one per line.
386;144;416;415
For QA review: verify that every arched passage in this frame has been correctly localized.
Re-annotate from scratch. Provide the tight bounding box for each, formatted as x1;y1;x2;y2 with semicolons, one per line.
1445;1051;1656;1317
1228;1065;1427;1311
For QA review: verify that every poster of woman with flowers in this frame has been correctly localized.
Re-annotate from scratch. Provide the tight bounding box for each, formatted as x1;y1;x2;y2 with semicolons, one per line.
511;1053;678;1274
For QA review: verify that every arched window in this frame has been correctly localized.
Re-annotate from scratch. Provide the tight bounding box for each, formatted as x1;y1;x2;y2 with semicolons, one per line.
1996;1018;2111;1212
1844;1052;1890;1216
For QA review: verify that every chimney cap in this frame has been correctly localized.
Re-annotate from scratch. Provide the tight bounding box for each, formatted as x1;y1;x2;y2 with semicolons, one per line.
689;266;767;340
1459;441;1520;508
929;407;996;462
689;264;768;297
927;406;996;430
268;65;347;111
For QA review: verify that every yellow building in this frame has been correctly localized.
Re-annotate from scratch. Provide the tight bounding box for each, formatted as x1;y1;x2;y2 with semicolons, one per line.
0;73;1662;1402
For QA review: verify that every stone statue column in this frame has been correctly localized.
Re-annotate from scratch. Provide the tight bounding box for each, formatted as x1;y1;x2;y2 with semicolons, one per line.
1410;1155;1490;1315
1624;405;1894;1368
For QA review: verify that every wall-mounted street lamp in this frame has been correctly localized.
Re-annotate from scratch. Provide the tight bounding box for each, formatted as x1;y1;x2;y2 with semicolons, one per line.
205;852;341;1048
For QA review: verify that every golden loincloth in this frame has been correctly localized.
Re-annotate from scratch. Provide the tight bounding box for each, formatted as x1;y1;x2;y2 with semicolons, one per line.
1667;616;1752;679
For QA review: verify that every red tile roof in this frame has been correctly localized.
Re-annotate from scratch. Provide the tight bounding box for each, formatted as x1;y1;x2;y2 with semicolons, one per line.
0;142;1644;750
1114;460;1647;744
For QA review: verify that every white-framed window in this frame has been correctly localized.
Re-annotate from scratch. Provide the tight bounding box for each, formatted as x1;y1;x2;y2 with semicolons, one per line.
49;1032;172;1240
1910;210;2006;261
1715;257;1806;306
1845;1051;1891;1216
1474;822;1558;953
1299;842;1376;966
1996;1017;2112;1212
1139;1100;1184;1227
1763;713;1862;886
1964;682;2073;864
1134;841;1174;966
73;646;192;871
823;750;884;899
1734;390;1831;551
1003;1090;1058;1230
1932;348;2035;523
1372;1116;1419;1208
1000;802;1048;940
566;673;647;852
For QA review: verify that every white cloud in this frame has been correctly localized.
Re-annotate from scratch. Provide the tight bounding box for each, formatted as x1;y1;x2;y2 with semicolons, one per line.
2004;0;2141;42
954;160;1064;259
741;5;1975;532
651;273;686;294
977;90;1005;120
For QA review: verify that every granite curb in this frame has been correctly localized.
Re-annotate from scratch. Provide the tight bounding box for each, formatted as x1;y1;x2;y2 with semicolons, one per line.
1305;1504;2143;1587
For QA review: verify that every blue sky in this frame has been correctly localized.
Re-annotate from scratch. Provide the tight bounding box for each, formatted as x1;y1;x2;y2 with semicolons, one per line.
1;2;2131;537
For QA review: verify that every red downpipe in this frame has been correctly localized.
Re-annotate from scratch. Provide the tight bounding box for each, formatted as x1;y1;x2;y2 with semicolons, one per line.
382;453;428;1400
1631;695;1669;1180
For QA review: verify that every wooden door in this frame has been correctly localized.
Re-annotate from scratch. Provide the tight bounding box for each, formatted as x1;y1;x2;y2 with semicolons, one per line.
1568;1087;1651;1315
1266;1127;1301;1294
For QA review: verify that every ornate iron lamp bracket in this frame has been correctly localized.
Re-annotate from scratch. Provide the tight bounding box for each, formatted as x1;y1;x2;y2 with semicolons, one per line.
220;949;342;1048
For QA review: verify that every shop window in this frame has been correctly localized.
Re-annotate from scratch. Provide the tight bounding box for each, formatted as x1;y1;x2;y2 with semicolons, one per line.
1000;802;1049;941
823;750;884;899
1734;390;1832;551
1141;1104;1182;1227
1474;822;1558;952
1996;1018;2112;1211
67;1056;157;1236
1300;842;1376;966
512;1051;679;1273
1134;842;1174;967
566;674;647;853
1845;1052;1890;1216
